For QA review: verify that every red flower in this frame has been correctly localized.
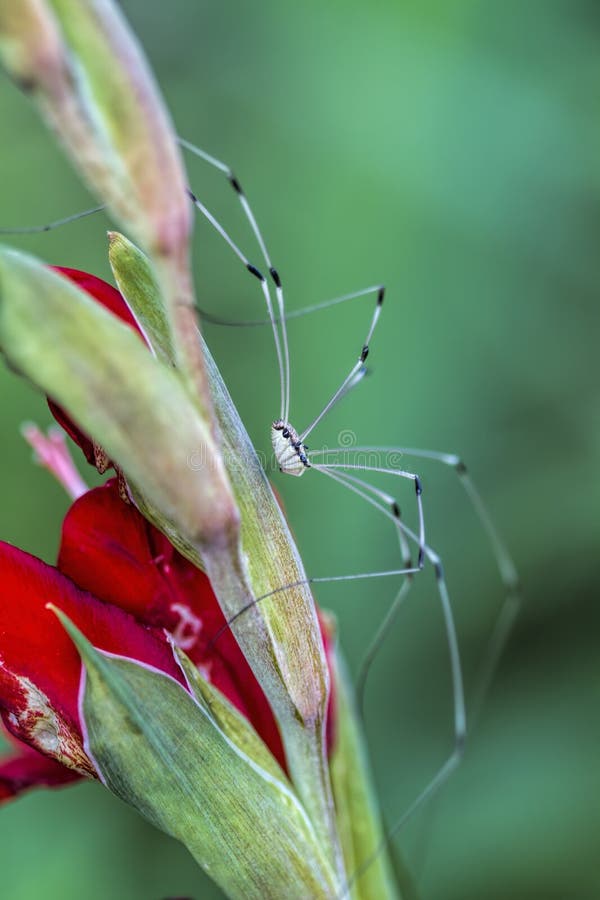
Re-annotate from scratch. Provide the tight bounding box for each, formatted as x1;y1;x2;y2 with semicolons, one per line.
0;496;189;795
58;477;287;764
0;268;335;802
0;478;287;800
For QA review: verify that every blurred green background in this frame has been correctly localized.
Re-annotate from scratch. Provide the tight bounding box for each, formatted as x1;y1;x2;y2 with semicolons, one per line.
0;0;598;897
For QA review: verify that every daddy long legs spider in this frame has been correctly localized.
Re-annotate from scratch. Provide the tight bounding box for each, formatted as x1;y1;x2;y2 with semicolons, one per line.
0;135;520;854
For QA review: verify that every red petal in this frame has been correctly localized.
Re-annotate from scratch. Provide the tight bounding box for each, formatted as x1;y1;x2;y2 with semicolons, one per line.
58;480;287;768
51;267;141;332
46;268;145;465
46;400;96;465
0;539;185;772
0;734;80;805
317;611;336;754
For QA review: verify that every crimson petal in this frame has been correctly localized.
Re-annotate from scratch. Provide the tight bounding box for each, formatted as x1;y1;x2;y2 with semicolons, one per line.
58;479;286;768
51;268;140;330
0;539;186;775
0;733;80;804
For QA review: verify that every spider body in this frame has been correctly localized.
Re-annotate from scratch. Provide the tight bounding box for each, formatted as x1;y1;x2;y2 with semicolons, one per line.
271;419;310;476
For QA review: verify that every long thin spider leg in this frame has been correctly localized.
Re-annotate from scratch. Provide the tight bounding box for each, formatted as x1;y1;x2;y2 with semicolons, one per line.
277;364;370;433
328;365;369;408
340;567;517;898
316;456;520;894
187;189;286;420
391;447;519;592
312;460;425;567
393;447;521;732
313;444;520;725
179;136;291;421
343;550;465;899
0;184;290;418
299;286;385;442
312;464;467;846
207;563;421;653
312;465;419;706
0;205;106;234
312;466;414;714
312;444;520;600
196;284;384;328
468;589;520;726
306;463;414;570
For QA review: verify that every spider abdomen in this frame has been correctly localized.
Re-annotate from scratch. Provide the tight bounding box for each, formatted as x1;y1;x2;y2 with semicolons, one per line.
271;419;310;476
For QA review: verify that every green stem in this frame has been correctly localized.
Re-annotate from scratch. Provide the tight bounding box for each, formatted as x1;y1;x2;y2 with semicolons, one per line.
330;649;407;899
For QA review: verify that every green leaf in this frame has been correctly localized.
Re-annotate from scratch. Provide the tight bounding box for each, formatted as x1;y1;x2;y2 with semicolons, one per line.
105;231;213;568
108;231;177;367
0;246;235;550
330;649;406;900
52;608;339;900
174;647;286;785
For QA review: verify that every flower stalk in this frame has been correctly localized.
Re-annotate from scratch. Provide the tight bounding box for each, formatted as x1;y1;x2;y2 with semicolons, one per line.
0;0;209;414
0;1;403;896
111;234;345;879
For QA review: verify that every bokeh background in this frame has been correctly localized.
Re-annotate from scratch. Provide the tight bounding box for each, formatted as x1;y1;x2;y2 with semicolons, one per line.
0;1;598;898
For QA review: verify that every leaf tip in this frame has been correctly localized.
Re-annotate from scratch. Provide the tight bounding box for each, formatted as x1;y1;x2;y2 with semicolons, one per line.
46;603;93;662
